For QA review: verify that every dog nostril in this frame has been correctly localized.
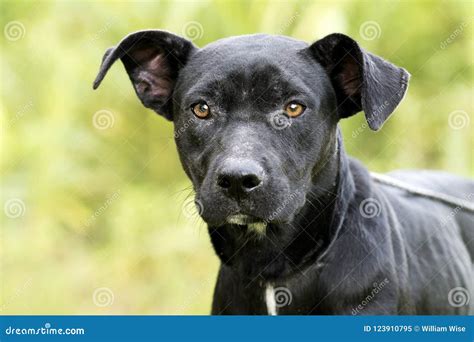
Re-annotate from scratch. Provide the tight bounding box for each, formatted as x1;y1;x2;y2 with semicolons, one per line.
217;173;262;191
217;175;232;189
216;159;264;194
242;174;261;189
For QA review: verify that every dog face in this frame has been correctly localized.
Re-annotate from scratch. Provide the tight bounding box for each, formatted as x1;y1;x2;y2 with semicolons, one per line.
94;31;409;230
173;35;339;228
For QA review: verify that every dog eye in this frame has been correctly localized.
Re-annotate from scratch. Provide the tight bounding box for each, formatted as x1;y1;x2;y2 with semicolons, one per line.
285;102;305;117
191;102;210;118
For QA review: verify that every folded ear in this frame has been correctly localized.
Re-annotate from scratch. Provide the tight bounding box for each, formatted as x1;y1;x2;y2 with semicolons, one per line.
308;33;410;130
93;30;197;121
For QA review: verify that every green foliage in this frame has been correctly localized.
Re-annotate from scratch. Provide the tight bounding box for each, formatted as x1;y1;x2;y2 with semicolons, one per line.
1;0;472;314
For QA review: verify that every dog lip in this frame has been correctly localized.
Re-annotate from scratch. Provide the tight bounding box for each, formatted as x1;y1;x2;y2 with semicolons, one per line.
226;214;264;225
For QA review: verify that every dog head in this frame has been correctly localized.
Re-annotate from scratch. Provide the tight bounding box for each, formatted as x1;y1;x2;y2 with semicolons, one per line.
94;31;409;231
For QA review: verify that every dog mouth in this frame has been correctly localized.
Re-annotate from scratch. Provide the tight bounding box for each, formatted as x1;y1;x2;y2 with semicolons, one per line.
226;214;268;235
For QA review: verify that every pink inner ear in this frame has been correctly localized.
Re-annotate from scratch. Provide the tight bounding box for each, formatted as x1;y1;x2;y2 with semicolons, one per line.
338;55;362;97
130;47;174;100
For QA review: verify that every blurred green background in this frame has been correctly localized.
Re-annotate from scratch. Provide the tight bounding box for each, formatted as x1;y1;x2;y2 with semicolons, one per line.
1;0;472;314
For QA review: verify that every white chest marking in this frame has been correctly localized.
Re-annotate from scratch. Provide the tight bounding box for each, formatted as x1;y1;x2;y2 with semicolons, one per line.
265;284;277;316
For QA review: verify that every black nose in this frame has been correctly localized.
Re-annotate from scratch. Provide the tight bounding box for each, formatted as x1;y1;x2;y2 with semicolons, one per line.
216;159;264;196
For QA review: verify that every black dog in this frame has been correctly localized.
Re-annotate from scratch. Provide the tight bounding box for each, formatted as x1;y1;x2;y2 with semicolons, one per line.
94;31;473;315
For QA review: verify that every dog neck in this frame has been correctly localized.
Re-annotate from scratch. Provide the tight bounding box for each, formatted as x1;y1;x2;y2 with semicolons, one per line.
281;128;356;273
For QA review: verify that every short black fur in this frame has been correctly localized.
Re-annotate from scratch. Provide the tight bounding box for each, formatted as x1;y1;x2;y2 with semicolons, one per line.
94;31;474;315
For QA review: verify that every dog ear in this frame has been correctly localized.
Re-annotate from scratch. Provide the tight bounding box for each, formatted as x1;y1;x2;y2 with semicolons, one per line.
93;30;197;121
308;33;410;130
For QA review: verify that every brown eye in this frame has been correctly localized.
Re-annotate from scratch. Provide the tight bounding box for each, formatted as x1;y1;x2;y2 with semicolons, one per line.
191;102;210;118
285;102;305;117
